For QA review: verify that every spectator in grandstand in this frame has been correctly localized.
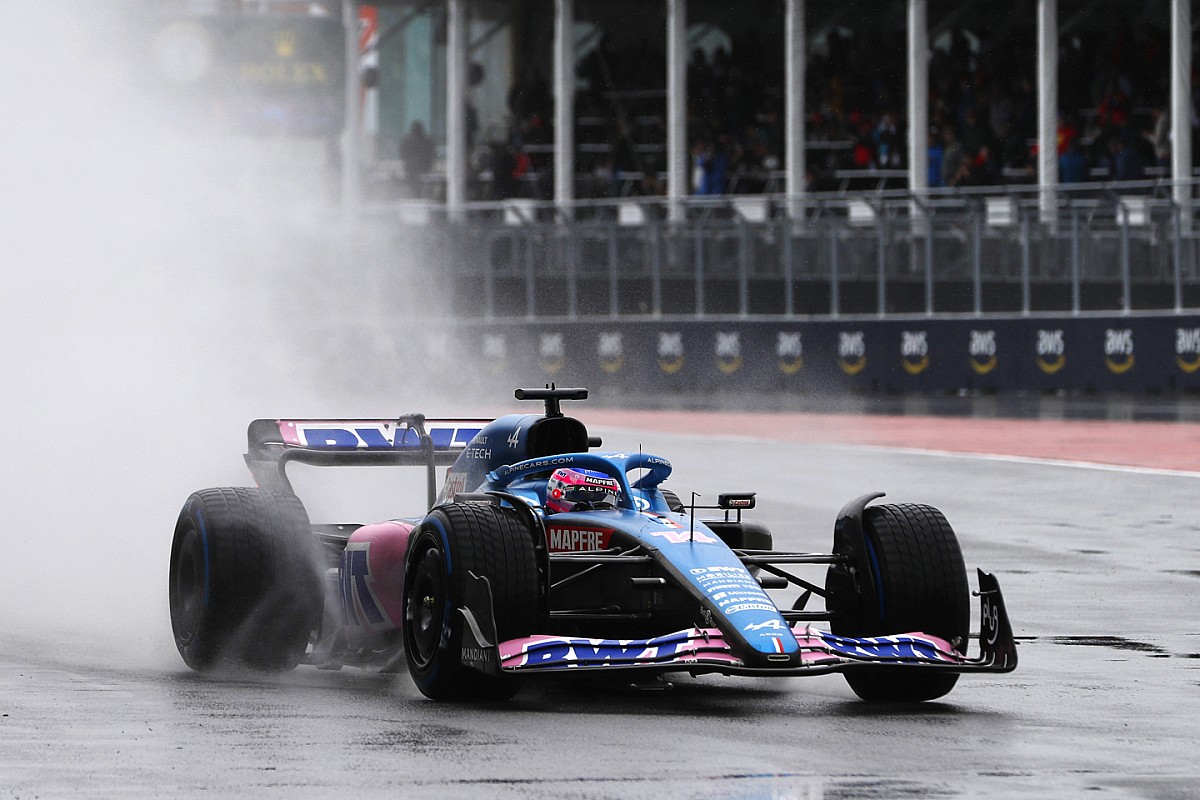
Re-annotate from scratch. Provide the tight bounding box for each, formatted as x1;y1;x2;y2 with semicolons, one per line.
1095;77;1131;130
941;125;968;188
400;121;434;197
1057;114;1079;157
963;143;998;187
1059;139;1087;184
997;120;1033;182
486;141;518;199
872;112;902;168
1106;131;1146;182
927;127;945;188
693;137;729;195
1145;106;1170;169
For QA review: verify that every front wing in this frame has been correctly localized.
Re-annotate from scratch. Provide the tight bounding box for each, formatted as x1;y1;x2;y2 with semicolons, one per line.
462;570;1017;678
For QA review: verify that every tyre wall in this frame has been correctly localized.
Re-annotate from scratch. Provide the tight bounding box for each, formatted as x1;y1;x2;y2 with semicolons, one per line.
453;313;1200;396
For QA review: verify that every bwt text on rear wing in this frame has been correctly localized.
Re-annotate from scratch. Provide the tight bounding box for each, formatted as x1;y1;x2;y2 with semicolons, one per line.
244;416;488;509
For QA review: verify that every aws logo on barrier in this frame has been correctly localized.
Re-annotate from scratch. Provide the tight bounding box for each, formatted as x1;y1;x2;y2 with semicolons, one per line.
539;332;565;375
900;331;929;375
776;332;804;374
715;332;742;374
1178;328;1200;374
482;333;507;374
838;331;866;375
598;332;624;374
657;332;684;374
1036;329;1065;374
1104;329;1134;375
969;330;997;375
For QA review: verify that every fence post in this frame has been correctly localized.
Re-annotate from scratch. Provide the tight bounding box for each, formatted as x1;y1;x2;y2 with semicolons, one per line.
1021;208;1031;315
972;203;983;316
1120;201;1131;314
694;225;705;317
738;219;750;316
484;231;497;321
565;227;578;318
876;206;887;316
924;207;934;316
524;229;535;319
1071;205;1081;315
783;216;795;318
651;222;663;317
1174;200;1184;313
829;216;840;318
608;223;619;318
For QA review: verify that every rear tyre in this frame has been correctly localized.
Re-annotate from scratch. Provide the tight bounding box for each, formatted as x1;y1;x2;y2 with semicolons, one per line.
826;503;969;702
403;503;539;701
169;488;324;672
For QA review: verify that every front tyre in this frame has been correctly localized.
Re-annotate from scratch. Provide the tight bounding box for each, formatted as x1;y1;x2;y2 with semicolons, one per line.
827;503;969;702
169;488;324;672
403;503;539;701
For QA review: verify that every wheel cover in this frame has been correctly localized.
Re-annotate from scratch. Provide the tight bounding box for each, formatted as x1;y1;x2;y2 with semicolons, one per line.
170;527;204;646
405;540;446;670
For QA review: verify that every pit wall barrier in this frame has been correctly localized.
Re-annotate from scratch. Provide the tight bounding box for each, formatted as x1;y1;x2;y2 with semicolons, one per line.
454;314;1200;396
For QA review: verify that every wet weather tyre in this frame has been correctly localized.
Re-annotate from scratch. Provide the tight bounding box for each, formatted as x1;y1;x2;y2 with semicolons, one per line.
169;488;324;672
827;503;969;702
403;503;539;701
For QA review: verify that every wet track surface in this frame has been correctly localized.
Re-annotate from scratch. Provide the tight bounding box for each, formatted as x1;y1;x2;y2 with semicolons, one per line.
4;415;1200;799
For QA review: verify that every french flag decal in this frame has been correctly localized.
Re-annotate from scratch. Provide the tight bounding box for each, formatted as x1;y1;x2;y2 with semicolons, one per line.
771;637;785;653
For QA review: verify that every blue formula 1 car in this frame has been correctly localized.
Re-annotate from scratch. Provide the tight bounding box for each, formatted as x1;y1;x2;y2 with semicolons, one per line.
168;387;1017;702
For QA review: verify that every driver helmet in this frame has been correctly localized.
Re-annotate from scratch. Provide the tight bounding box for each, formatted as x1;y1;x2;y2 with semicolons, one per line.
546;467;621;513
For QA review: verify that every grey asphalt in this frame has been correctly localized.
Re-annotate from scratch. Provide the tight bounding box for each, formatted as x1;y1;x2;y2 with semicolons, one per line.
3;427;1198;800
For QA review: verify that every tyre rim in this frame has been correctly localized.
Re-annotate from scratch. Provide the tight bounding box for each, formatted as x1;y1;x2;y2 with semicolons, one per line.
170;528;203;645
406;540;446;669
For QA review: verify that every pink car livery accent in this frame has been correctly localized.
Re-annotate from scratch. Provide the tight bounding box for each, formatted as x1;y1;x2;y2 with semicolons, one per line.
338;521;415;636
497;626;961;672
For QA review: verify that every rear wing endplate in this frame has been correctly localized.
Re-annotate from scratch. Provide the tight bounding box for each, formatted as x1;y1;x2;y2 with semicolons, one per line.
244;415;490;509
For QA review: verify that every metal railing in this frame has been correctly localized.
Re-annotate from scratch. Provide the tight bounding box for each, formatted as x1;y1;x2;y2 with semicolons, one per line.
365;180;1200;320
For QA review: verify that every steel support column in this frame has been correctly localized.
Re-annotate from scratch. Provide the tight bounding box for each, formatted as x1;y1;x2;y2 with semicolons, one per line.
667;0;687;223
907;0;928;226
554;0;575;219
1172;0;1192;235
341;0;362;217
785;0;806;219
446;0;468;220
1037;0;1058;226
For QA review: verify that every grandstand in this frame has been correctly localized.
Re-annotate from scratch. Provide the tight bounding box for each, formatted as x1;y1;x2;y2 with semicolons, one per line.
147;0;1200;395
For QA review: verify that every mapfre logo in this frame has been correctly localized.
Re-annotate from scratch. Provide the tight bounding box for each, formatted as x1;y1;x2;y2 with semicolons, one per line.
1177;328;1200;374
715;332;742;375
540;332;565;374
598;332;624;373
776;331;804;374
1036;329;1065;374
482;333;507;374
546;526;613;553
900;331;929;375
969;329;997;375
1104;328;1134;375
838;331;866;375
658;331;684;374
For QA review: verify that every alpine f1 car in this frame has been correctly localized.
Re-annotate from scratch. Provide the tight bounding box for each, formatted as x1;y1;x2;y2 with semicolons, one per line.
169;387;1017;702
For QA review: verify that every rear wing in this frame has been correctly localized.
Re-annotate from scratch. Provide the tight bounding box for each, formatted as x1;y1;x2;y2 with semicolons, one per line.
244;415;490;509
